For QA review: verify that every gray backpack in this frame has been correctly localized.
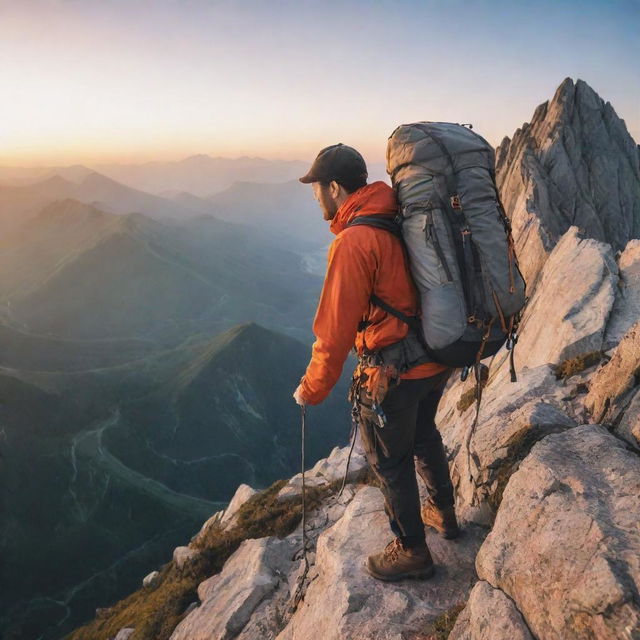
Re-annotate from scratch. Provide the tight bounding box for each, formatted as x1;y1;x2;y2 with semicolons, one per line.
384;121;527;382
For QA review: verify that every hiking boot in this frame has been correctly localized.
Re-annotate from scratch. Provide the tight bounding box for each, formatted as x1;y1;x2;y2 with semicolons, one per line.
365;537;435;582
421;499;460;539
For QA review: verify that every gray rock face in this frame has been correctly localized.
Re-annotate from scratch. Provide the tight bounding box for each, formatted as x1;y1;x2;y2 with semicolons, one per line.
585;320;640;436
277;443;368;500
172;546;200;571
277;486;484;640
458;399;575;520
220;483;258;527
604;240;640;349
449;580;534;640
142;570;159;588
191;484;258;548
475;425;640;640
496;77;640;289
616;388;640;450
436;360;579;524
170;536;296;640
513;226;617;368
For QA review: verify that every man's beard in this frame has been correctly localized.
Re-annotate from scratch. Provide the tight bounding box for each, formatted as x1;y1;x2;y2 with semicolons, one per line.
318;189;338;220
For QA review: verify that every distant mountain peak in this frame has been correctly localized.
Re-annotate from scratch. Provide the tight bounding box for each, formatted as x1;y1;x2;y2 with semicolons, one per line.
35;173;75;190
496;76;640;290
80;170;120;187
202;322;277;357
230;321;268;339
183;153;212;162
168;321;303;397
555;75;575;98
41;173;70;184
38;198;111;219
544;77;614;128
181;154;270;165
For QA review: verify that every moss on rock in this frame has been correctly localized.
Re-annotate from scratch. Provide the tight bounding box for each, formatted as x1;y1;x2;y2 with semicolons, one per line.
65;477;344;640
553;350;604;380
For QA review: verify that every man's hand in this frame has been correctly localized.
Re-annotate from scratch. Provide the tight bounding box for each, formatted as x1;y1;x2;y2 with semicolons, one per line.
293;384;306;406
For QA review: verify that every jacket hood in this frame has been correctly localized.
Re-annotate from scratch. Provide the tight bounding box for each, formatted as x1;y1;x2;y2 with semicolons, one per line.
329;181;398;235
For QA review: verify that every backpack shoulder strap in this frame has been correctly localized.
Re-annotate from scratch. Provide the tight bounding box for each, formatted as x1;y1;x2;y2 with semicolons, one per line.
345;214;403;239
369;293;422;333
346;214;414;331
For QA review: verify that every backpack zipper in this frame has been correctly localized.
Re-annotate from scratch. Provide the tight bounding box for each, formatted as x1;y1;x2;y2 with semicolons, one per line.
424;212;454;282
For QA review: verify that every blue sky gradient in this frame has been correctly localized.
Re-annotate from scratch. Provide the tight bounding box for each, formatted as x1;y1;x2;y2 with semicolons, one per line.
1;0;638;164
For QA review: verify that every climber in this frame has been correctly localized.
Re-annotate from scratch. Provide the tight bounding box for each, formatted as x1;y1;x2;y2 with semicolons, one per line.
293;143;460;582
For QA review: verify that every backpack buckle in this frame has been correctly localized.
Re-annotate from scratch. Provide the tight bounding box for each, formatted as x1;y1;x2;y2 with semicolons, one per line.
451;195;462;210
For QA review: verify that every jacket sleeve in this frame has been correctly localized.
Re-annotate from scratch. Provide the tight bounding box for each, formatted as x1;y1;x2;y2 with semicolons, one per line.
299;230;376;405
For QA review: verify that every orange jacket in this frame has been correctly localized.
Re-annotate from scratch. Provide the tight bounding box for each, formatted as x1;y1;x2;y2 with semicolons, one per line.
299;181;449;405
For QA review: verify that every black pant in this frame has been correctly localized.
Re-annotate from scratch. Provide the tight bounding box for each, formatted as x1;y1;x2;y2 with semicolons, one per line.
357;368;455;545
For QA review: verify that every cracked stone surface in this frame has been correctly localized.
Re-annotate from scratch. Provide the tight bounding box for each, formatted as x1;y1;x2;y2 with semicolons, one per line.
495;77;640;290
616;388;640;451
276;486;484;640
436;362;576;525
604;240;640;349
277;442;368;500
585;320;640;440
170;536;297;640
511;226;618;370
449;580;534;640
475;425;640;640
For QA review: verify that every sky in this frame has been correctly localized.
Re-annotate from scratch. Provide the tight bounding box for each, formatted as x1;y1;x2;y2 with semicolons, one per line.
1;0;638;166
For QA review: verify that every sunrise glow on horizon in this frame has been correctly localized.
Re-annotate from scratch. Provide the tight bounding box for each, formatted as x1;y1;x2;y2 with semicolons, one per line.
1;0;638;167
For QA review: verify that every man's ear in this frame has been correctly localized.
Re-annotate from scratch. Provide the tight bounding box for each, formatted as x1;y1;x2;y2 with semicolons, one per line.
329;180;341;199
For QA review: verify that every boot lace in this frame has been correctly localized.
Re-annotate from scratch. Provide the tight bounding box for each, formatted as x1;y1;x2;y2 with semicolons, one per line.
383;537;404;562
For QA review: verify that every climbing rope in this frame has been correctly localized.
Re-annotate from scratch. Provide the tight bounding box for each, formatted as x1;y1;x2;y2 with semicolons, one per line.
337;422;358;499
290;404;310;612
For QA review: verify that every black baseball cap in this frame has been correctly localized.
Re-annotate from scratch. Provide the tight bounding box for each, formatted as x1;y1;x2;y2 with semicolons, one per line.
299;143;368;185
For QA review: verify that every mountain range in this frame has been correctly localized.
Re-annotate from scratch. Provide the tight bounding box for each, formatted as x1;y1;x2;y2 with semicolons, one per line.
0;156;309;198
0;197;323;345
0;157;350;638
0;172;203;229
59;77;640;640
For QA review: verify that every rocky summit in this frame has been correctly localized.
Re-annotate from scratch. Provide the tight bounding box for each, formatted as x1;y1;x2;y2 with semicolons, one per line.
68;77;640;640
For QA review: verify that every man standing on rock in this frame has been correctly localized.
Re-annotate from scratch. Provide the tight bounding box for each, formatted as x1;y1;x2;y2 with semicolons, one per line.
293;143;460;581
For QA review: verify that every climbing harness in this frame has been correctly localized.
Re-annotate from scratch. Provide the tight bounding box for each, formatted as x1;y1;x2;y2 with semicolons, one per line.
337;368;366;500
338;360;394;497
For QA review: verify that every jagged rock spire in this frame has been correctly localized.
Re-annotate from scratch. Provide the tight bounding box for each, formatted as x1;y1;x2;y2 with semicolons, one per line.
496;77;640;289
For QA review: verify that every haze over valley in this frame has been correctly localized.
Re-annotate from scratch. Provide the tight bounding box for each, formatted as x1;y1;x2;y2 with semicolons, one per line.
0;161;349;639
